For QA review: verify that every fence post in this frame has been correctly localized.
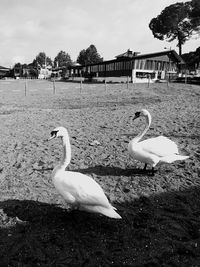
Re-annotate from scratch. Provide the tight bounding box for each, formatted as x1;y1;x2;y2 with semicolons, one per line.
148;74;150;88
80;74;83;93
25;79;27;96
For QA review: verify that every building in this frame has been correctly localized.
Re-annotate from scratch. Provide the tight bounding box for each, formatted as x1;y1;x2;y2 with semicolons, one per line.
0;65;10;79
194;63;200;77
66;49;184;83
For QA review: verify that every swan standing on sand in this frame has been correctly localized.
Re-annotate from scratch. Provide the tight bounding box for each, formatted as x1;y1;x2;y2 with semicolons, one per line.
48;126;121;219
128;109;189;175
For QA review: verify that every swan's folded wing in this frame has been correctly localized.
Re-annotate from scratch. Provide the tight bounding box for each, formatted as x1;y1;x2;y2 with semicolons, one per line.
60;171;111;208
140;136;179;157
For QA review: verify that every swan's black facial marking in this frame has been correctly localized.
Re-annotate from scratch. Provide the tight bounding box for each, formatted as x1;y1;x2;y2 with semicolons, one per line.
132;111;141;121
50;130;59;138
135;111;141;118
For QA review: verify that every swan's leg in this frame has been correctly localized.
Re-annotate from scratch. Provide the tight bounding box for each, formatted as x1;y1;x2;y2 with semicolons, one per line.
143;163;147;171
151;167;155;176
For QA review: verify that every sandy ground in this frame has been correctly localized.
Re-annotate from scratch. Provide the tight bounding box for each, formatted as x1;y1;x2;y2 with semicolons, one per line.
0;79;199;266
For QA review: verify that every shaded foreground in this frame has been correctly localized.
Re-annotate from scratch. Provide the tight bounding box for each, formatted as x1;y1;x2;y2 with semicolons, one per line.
1;187;200;266
0;81;200;266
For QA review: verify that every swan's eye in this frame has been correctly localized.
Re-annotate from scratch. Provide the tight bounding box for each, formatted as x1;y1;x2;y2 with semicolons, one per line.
51;130;58;137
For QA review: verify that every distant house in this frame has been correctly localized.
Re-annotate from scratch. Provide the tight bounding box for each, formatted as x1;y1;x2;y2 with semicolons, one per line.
66;49;184;83
194;63;200;77
0;65;10;78
38;65;52;79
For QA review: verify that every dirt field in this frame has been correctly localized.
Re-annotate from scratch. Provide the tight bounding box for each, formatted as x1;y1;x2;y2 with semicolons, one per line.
0;79;199;266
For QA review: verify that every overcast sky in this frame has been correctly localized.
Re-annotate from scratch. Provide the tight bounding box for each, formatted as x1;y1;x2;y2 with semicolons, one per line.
0;0;199;67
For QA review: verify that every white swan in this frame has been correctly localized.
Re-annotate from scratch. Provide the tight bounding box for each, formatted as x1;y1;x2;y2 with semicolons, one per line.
128;109;189;175
48;126;121;219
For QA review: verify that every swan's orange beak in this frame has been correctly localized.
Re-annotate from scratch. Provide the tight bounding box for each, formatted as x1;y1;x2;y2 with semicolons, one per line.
48;136;55;141
132;115;137;121
132;115;139;121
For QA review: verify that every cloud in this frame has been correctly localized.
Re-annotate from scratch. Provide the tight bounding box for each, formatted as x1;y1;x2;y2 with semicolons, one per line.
11;56;26;65
0;0;199;66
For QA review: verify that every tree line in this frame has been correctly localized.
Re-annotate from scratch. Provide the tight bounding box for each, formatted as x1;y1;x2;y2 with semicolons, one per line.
12;44;103;78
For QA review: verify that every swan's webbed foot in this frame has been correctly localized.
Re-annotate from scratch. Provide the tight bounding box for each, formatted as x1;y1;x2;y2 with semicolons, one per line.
142;164;155;175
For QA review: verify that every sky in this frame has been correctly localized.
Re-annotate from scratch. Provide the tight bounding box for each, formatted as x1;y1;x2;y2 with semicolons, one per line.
0;0;199;67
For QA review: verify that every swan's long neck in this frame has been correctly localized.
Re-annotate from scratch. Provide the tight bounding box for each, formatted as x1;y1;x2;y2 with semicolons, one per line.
59;134;71;170
133;114;151;143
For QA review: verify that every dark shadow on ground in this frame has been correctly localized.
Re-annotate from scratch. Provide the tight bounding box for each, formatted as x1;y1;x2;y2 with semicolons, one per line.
33;165;157;176
76;165;155;177
1;186;200;266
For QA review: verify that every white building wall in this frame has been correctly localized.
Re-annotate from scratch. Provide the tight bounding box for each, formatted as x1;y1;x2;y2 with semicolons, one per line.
38;68;52;79
132;69;158;83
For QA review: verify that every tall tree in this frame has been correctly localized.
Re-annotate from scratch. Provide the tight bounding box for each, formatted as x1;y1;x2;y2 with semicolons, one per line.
190;0;200;29
77;44;103;65
32;52;53;68
54;51;72;68
13;62;22;77
182;46;200;70
77;49;87;65
149;2;198;55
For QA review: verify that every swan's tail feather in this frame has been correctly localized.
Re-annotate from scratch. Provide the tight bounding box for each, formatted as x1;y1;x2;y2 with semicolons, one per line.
80;205;122;219
160;154;189;163
98;206;122;219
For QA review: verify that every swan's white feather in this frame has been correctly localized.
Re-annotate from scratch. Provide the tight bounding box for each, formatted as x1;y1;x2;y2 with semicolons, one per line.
79;204;121;219
128;110;189;169
50;126;121;219
139;136;179;157
53;170;111;207
160;154;189;163
53;170;121;219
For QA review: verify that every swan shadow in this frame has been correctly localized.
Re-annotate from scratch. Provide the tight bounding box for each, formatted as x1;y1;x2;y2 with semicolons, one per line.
75;165;154;176
33;165;157;176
